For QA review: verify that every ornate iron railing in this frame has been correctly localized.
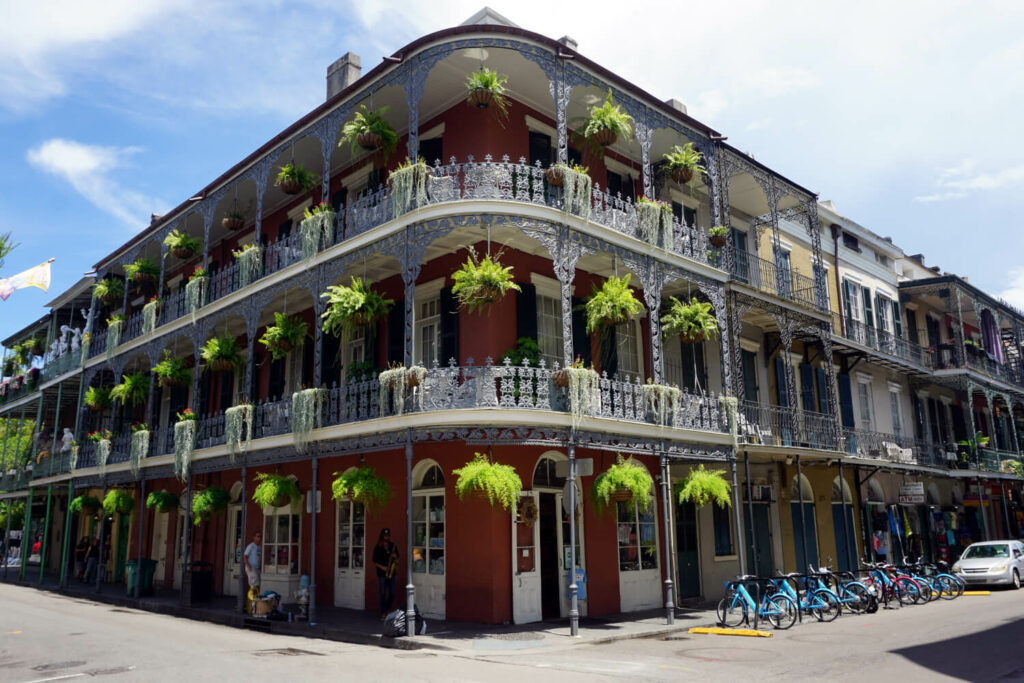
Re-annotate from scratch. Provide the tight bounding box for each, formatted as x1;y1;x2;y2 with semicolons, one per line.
730;252;823;312
731;400;840;450
843;428;921;462
834;314;934;369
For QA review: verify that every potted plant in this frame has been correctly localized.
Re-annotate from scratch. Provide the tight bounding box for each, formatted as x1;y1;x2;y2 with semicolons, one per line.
84;386;112;411
331;467;392;510
259;312;309;360
299;202;336;259
124;257;159;287
320;277;394;340
225;400;254;459
24;337;45;356
146;490;179;513
153;351;191;388
110;372;150;408
578;89;634;150
551;356;601;428
142;296;161;335
676;465;732;508
957;431;990;470
708;225;728;249
661;296;719;344
253;472;301;508
662;142;705;185
591;454;653;515
453;452;522;510
232;242;263;287
103;489;135;516
584;274;645;334
341;105;398;160
92;277;124;305
86;429;113;443
643;379;682;427
174;408;198;481
389;158;430;217
451;247;521;314
163;229;202;260
222;209;245;231
70;495;101;516
465;67;510;124
185;266;208;322
635;196;673;250
275;163;318;195
201;334;244;373
192;486;230;525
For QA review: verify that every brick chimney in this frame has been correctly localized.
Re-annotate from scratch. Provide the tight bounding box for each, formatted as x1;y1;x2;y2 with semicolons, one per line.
327;52;361;100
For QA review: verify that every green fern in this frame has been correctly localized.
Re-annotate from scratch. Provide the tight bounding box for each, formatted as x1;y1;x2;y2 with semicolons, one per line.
583;275;644;334
453;453;522;511
331;467;392;510
675;465;732;508
591;455;653;515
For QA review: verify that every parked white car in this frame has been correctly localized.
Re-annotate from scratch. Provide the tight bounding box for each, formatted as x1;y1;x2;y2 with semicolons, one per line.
952;541;1024;588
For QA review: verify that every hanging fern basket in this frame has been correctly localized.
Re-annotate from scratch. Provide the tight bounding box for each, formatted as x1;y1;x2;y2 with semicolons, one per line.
590;128;617;147
356;131;383;152
709;233;727;248
279;178;302;194
160;374;185;388
609;488;634;503
468;88;495;109
80;499;100;516
671;167;694;184
208;358;235;373
680;331;706;344
552;369;569;388
172;246;195;260
222;215;245;230
545;166;564;187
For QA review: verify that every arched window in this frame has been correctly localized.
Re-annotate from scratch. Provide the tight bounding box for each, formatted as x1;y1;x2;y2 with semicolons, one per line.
532;456;566;488
412;461;444;577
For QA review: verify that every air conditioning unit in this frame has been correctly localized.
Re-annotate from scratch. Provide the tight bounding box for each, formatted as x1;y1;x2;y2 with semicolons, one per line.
750;484;774;502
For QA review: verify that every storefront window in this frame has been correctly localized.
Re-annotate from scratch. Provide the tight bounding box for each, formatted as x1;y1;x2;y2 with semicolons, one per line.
617;498;657;571
263;510;300;576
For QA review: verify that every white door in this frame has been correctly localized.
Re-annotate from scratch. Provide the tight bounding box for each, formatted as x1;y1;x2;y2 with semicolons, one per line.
223;504;242;597
334;499;366;609
151;511;168;588
556;491;587;618
512;492;541;624
412;491;445;619
172;513;185;590
616;497;662;612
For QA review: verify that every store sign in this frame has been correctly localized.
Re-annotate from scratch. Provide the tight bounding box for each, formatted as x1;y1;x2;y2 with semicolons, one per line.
898;482;925;504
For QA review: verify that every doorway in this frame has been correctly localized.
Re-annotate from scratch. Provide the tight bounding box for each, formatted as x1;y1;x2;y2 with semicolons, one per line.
674;499;701;598
114;514;130;583
223;504;242;597
538;493;560;620
745;503;773;578
334;498;366;609
151;511;169;588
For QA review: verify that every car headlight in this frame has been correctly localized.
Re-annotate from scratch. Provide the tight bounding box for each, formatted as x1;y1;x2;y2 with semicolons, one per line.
992;564;1008;572
952;564;961;573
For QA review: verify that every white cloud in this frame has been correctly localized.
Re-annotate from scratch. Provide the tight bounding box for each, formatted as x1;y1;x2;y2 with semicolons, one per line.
999;268;1024;311
915;160;1024;202
26;138;165;228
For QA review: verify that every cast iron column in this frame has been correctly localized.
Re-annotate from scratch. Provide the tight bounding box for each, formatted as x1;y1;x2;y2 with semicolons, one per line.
2;496;12;582
59;479;74;588
37;484;52;584
730;455;746;574
20;487;34;582
745;452;758;575
309;454;318;625
658;451;674;624
135;478;146;599
180;471;192;605
839;460;853;570
567;435;579;636
94;485;106;593
236;462;247;613
795;456;809;572
404;432;416;637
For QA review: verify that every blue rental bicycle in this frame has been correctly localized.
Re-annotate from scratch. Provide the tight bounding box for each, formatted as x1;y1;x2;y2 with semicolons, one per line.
809;563;877;615
718;575;799;630
773;570;840;622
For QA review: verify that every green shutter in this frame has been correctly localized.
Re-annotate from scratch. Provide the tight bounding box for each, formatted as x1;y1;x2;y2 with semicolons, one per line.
862;287;873;328
891;300;904;338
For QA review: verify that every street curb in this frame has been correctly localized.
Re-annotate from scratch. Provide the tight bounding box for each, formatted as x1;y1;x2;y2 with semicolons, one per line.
689;626;772;637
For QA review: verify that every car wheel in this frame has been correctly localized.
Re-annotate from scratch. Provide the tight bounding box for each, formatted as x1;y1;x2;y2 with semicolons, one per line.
1013;570;1020;590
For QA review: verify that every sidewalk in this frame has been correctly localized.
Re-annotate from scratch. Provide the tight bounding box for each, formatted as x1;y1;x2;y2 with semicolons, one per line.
0;571;717;653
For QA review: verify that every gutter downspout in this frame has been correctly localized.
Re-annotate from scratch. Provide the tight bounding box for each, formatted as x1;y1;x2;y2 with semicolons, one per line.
831;224;844;337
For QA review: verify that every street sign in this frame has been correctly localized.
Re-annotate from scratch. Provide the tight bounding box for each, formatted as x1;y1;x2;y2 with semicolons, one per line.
898;482;924;504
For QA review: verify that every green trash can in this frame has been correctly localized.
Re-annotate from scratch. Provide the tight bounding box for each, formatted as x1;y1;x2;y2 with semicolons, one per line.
125;560;138;597
140;558;157;595
125;558;157;597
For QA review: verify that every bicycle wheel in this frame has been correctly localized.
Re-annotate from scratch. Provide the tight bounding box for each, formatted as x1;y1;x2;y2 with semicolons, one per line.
895;577;922;605
840;582;872;614
765;594;798;630
717;592;747;627
811;589;841;622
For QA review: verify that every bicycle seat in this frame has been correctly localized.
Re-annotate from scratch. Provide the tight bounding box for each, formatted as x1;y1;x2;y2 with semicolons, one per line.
737;574;758;580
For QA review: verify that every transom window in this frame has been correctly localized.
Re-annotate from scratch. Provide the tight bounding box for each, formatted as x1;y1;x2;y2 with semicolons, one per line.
532;456;566;488
537;294;562;368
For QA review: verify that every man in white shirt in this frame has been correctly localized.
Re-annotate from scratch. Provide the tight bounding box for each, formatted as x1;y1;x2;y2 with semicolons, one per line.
243;531;262;612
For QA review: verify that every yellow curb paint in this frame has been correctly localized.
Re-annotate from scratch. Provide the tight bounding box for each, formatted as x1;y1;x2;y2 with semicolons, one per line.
1;631;21;635
688;627;773;638
963;591;992;595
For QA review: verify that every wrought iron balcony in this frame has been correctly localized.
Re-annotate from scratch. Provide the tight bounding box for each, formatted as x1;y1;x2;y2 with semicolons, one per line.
977;447;1023;475
843;428;923;463
730;252;825;313
833;314;934;370
932;342;1024;389
738;400;840;450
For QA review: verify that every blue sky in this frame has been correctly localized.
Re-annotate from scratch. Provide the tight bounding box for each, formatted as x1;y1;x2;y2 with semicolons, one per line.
2;0;1023;339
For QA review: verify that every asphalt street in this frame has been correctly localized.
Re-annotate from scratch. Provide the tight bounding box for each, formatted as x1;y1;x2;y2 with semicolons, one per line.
2;583;1024;682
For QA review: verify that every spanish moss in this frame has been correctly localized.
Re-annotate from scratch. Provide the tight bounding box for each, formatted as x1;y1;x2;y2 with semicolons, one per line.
292;388;325;453
237;246;263;288
390;161;429;217
129;430;149;478
562;167;592;223
97;438;112;478
106;320;123;363
566;367;601;429
299;211;334;261
642;383;681;427
636;201;674;251
174;419;197;481
185;277;207;325
142;300;159;336
224;403;253;461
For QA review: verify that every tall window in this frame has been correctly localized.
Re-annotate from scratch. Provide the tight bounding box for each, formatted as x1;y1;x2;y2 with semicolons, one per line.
412;464;445;577
890;389;904;436
616;320;643;379
536;294;563;368
857;381;874;431
263;508;300;577
812;263;829;310
713;504;733;556
416;296;440;367
774;248;792;298
617;493;657;572
336;500;365;571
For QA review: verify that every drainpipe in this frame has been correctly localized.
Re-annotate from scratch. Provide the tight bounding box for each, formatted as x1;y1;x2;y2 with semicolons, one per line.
568;431;579;636
745;452;758;574
730;455;746;574
309;454;318;625
830;225;844;337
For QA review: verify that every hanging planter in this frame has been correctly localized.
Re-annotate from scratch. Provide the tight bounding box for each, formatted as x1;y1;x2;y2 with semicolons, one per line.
299;202;335;260
129;423;149;478
232;243;263;288
320;277;394;340
389;158;430;217
110;372;150;408
146;491;179;513
591;454;653;515
545;163;591;219
192;486;230;525
224;402;254;461
185;267;208;323
577;90;634;152
201;334;243;373
163;229;202;261
259;312;309;361
103;489;135;516
451;247;521;315
253;472;301;509
142;297;161;335
222;210;245;231
173;409;198;481
643;381;681;427
661;296;719;344
584;274;645;334
453;452;522;511
84;386;112;412
153;351;191;388
636;196;674;251
275;163;318;195
292;388;325;453
106;314;125;362
675;464;732;508
341;105;399;160
92;277;124;305
124;257;158;288
662;142;705;185
465;67;510;125
331;467;392;510
378;364;426;416
70;495;101;516
708;226;728;249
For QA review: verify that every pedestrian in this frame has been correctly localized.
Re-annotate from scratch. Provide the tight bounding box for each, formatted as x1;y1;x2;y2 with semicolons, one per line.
83;537;100;583
243;531;262;613
372;527;399;619
74;536;89;580
874;530;888;563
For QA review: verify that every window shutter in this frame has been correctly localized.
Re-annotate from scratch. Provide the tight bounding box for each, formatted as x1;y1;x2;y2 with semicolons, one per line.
774;356;790;409
387;302;405;365
799;363;815;412
516;283;538;343
837;373;855;428
218;369;234;413
936;400;950;442
321;327;341;387
815;367;829;414
528;131;552;167
268;356;285;400
951;402;967;442
571;296;591;367
905;309;918;344
928;398;943;444
891;300;904;338
875;294;886;330
841;280;853;321
862;287;874;328
600;325;618;377
439;286;459;366
742;350;759;403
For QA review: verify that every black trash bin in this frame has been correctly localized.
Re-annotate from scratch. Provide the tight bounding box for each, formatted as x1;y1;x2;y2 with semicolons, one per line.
181;561;214;605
